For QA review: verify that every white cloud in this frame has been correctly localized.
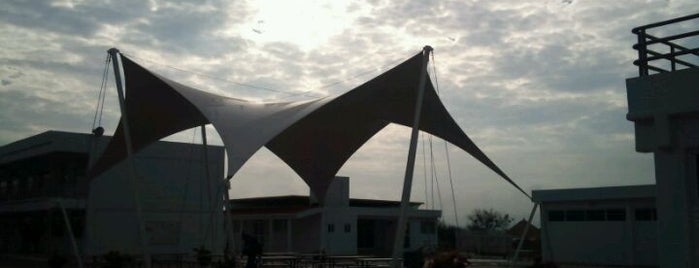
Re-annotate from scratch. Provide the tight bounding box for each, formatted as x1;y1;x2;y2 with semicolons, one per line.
0;0;693;225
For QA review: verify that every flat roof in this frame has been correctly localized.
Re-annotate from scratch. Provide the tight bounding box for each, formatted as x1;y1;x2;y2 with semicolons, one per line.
228;195;422;208
0;130;224;165
532;184;655;203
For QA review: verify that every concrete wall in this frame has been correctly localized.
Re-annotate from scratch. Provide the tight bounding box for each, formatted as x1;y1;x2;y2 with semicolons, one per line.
627;67;699;268
540;198;657;266
85;140;225;256
324;208;357;255
291;214;321;253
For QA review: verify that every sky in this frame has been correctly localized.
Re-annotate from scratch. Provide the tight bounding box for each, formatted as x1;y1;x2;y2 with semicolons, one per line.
1;0;697;226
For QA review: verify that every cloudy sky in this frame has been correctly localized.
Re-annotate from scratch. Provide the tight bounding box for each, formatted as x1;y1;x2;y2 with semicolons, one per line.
1;0;696;225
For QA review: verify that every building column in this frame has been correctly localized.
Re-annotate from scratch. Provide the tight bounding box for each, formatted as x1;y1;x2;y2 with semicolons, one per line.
655;150;692;268
286;219;292;252
268;219;273;251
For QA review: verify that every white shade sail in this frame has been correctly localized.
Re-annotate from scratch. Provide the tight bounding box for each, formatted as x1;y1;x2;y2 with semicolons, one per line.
89;51;529;200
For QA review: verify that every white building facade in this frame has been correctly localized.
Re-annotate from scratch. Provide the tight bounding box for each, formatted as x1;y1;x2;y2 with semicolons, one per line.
533;185;657;267
229;177;441;256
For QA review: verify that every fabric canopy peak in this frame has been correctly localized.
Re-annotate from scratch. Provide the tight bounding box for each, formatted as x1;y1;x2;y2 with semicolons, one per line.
89;48;531;201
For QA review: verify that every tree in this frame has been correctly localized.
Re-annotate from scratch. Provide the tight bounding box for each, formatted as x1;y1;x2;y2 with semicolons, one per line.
466;208;513;232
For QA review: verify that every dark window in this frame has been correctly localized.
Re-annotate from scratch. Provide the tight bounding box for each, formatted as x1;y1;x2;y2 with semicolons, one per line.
565;210;585;221
344;224;351;233
404;223;410;248
357;219;374;248
273;219;287;232
586;210;606;221
548;210;564;221
606;209;626;221
420;220;436;234
635;208;657;221
328;224;335;233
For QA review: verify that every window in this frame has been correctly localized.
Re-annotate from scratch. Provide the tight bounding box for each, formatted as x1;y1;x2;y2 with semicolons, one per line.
328;224;335;233
403;223;410;248
565;210;585;221
548;210;564;221
635;208;657;221
252;220;266;242
549;208;626;222
606;209;626;221
420;220;436;234
585;210;605;221
344;224;351;233
273;219;287;232
233;221;241;233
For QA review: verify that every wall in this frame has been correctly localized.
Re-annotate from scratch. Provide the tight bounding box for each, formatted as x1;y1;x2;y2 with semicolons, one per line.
85;140;226;256
540;198;657;266
291;214;321;253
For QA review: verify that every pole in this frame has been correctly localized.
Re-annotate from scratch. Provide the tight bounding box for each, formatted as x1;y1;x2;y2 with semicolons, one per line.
57;199;84;268
200;125;215;250
391;46;432;268
222;178;236;257
510;203;539;267
108;48;152;268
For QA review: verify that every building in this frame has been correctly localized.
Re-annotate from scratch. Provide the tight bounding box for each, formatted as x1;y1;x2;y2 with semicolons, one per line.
228;176;441;256
625;13;699;268
0;130;225;260
507;219;540;257
533;185;657;267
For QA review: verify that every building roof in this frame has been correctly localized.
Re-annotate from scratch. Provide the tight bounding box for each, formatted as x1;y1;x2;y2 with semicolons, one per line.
227;195;423;215
0;130;225;166
507;219;540;240
532;184;655;203
0;130;93;165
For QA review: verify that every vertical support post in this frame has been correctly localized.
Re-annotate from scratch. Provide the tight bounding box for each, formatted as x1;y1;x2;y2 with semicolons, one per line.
670;46;676;71
637;29;648;76
510;203;538;267
108;48;152;268
200;125;215;250
391;46;432;268
57;200;84;268
287;219;293;252
223;178;237;256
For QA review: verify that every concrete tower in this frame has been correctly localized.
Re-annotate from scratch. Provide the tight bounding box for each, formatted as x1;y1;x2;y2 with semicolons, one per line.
625;13;699;268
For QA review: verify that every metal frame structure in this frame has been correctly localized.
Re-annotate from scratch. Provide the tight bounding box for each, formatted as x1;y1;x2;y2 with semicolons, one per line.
632;12;699;76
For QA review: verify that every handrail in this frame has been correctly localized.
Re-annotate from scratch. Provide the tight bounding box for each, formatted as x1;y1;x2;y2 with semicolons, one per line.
632;13;699;33
632;13;699;76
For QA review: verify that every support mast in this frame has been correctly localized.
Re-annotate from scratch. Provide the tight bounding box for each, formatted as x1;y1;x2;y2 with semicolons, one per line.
391;46;432;268
108;48;152;268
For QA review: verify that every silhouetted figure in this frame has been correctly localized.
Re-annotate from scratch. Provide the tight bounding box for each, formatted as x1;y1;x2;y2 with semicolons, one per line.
242;233;262;268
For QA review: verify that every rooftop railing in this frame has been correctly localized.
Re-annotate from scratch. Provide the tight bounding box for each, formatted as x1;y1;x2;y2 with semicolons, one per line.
632;12;699;76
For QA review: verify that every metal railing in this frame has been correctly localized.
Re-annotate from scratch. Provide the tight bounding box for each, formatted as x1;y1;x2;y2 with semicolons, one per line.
632;12;699;76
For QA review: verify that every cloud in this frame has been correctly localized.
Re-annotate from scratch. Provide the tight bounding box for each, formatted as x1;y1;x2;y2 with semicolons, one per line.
0;0;694;225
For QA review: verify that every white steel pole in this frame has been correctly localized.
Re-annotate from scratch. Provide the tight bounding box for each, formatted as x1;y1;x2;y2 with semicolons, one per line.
223;178;236;256
510;203;539;267
200;125;215;250
108;48;152;268
391;46;432;268
56;199;84;268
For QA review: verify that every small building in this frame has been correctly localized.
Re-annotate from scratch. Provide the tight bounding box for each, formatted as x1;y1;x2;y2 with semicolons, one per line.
533;184;657;267
228;176;441;256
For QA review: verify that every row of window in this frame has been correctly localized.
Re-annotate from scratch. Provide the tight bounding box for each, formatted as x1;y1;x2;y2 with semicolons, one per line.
327;223;352;233
548;208;657;222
